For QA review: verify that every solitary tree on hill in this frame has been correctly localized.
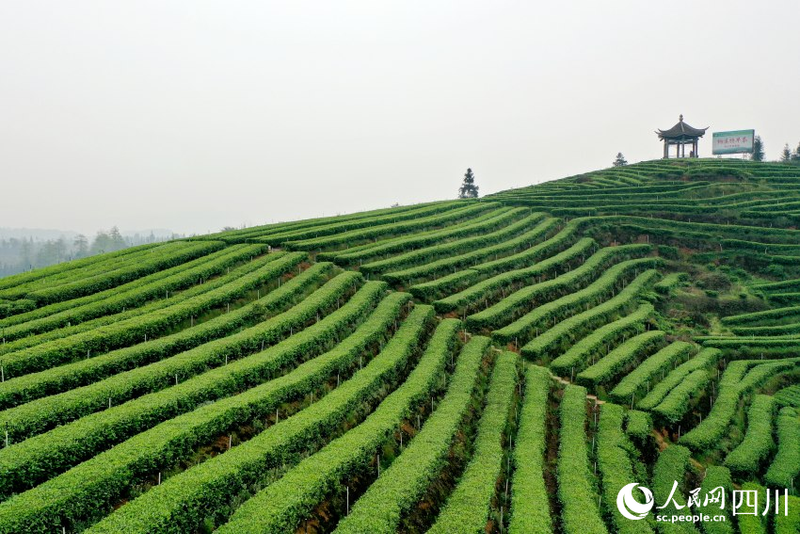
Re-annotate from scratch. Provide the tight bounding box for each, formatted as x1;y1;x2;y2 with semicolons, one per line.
793;143;800;163
613;152;628;166
751;136;765;162
781;144;792;162
458;168;479;198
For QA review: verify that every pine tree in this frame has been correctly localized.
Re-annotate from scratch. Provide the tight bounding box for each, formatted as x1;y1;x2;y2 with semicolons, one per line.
792;142;800;164
613;152;628;166
751;136;765;162
458;168;479;198
780;143;792;162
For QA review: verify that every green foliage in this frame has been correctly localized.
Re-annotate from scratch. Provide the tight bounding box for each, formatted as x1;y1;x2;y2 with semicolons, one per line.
493;261;660;346
440;236;595;317
610;341;694;404
469;243;649;330
557;385;608;534
550;303;652;376
577;330;666;389
723;395;775;475
333;330;487;533
751;135;765;162
694;466;733;534
0;244;267;340
428;351;518;533
680;359;800;451
245;201;466;246
214;317;469;534
652;445;698;533
764;407;800;488
458;168;480;198
0;273;376;500
5;301;432;534
295;203;496;255
508;365;552;534
774;385;800;408
0;262;334;410
5;241;224;305
364;209;535;274
597;403;654;534
775;494;800;534
652;369;709;424
654;272;688;294
87;295;430;534
381;214;553;286
0;252;308;377
736;482;766;534
625;410;652;442
637;349;720;411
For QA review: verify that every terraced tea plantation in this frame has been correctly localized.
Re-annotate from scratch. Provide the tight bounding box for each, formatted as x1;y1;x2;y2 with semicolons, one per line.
1;158;799;533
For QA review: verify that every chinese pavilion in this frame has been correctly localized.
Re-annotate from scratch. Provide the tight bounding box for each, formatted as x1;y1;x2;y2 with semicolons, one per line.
656;115;708;158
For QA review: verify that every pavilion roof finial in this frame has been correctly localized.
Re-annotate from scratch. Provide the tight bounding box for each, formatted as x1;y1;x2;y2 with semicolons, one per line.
679;114;684;122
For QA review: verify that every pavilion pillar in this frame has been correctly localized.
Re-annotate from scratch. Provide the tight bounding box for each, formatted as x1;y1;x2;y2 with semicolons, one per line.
664;141;669;159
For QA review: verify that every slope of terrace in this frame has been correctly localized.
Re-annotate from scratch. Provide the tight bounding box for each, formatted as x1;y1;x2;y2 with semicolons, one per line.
0;158;798;533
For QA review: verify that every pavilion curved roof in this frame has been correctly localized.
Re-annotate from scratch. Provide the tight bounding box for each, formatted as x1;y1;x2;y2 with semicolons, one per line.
656;115;708;140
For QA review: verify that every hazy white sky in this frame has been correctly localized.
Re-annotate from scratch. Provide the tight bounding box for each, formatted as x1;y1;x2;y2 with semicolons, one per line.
2;1;799;236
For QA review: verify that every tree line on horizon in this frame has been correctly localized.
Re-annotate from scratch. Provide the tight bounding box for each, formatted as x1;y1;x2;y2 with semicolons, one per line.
0;227;179;278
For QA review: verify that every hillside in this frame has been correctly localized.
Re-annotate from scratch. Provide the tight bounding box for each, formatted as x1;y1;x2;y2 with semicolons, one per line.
0;158;798;533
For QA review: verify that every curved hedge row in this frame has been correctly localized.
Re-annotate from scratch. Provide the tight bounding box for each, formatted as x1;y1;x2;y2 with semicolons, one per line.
576;331;666;389
652;445;695;531
467;243;649;330
0;273;375;498
492;261;660;346
438;237;597;316
557;385;608;534
0;243;267;336
0;250;282;356
680;359;800;451
293;203;498;255
764;407;800;489
427;351;518;534
407;219;577;303
249;201;466;246
723;394;775;476
20;241;225;305
722;305;800;326
0;297;431;534
652;369;710;424
522;279;656;363
549;303;652;376
380;215;556;286
333;333;489;533
214;315;467;534
609;341;694;405
508;364;552;534
0;262;334;410
636;349;720;411
85;294;426;534
0;252;309;377
0;241;215;301
693;466;733;534
597;403;654;534
360;208;535;274
324;206;519;265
